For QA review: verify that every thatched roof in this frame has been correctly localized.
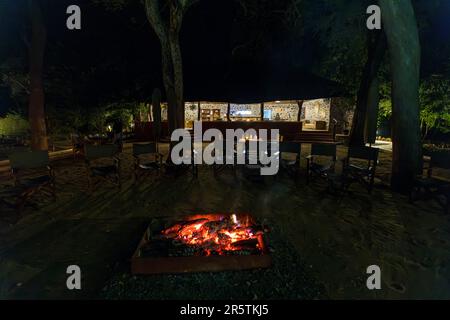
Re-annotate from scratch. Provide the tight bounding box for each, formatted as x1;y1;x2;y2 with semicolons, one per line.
182;63;346;104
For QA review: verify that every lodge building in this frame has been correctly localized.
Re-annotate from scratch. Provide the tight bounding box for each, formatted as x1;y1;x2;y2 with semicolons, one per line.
135;65;352;143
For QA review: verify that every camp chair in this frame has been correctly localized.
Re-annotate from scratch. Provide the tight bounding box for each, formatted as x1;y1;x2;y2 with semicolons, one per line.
342;146;379;194
306;143;337;184
71;133;84;160
213;139;237;177
169;140;198;178
84;144;121;190
133;142;163;182
410;153;450;214
278;141;302;179
241;139;278;181
4;150;55;212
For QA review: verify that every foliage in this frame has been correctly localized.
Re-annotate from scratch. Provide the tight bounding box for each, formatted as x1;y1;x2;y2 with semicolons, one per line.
92;0;131;11
378;81;392;127
304;0;371;94
104;103;135;131
231;0;307;67
0;59;29;115
0;112;29;136
423;143;450;153
419;76;450;133
377;76;450;135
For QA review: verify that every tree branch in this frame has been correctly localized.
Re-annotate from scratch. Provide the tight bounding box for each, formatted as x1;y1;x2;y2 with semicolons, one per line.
144;0;169;42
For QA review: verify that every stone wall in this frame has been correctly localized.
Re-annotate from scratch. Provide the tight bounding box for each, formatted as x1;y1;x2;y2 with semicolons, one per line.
185;102;199;122
179;99;349;128
230;104;261;118
264;102;299;121
302;99;331;123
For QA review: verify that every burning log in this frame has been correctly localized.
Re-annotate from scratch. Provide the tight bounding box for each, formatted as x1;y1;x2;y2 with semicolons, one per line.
161;218;209;238
152;214;266;257
132;214;271;274
230;239;259;250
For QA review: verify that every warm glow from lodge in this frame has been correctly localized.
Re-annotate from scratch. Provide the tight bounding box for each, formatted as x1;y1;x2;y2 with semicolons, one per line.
181;99;332;130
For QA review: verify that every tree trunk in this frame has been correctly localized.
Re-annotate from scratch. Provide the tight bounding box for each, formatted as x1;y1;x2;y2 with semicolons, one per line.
152;88;162;141
364;77;380;145
349;30;386;147
161;41;178;135
168;33;185;129
28;0;48;151
379;0;422;192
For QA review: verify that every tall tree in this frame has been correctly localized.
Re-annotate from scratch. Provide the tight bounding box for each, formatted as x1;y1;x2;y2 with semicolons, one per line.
349;30;385;146
28;0;48;150
379;0;422;192
144;0;198;135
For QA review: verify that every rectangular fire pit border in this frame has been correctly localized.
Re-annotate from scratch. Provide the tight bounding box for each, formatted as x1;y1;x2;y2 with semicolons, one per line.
131;214;272;275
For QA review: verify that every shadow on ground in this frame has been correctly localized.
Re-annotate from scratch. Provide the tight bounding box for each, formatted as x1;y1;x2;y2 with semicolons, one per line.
0;144;449;299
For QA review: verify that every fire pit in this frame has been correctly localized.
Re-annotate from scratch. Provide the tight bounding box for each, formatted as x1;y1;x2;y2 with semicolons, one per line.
131;213;271;274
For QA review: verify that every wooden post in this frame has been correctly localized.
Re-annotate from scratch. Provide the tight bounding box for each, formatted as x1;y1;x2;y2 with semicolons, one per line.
297;100;304;132
260;103;264;121
296;100;304;122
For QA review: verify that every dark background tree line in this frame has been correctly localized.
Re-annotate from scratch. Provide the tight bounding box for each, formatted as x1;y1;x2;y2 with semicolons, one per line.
1;0;449;191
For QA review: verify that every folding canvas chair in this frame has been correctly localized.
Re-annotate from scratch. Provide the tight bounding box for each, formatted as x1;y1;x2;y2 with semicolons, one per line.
410;153;450;214
3;150;55;212
343;146;379;194
133;142;163;182
278;141;302;179
241;139;278;181
84;144;121;190
71;133;84;160
213;139;237;177
306;143;337;184
169;140;198;178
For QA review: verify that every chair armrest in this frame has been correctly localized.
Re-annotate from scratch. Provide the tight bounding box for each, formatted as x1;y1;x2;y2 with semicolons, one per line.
11;168;20;186
157;153;164;165
47;165;55;178
341;157;349;167
113;155;121;167
133;155;140;167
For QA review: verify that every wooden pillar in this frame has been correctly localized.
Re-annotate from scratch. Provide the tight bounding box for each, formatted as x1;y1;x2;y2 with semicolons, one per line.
227;103;231;122
297;100;304;132
296;100;304;122
260;103;264;121
197;102;201;121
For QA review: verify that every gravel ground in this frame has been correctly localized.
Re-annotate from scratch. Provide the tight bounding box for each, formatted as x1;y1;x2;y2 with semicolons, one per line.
100;221;327;300
1;143;450;299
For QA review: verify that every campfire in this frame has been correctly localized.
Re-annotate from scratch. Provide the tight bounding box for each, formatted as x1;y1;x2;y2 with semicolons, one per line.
159;214;265;256
131;214;271;274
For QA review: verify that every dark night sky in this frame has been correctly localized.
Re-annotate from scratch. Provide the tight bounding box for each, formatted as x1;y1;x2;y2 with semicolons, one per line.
1;0;449;107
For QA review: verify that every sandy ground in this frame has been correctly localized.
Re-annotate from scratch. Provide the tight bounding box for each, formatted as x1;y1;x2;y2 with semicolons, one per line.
0;143;449;299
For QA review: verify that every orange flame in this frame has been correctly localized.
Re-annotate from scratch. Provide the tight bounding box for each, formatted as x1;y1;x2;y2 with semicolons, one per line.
161;214;262;255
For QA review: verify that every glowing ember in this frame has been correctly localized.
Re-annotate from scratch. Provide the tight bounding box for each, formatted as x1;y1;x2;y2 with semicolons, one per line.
160;214;264;256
